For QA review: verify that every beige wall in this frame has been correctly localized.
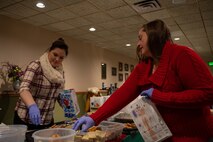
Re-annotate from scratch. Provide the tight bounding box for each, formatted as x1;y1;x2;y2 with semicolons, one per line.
0;15;137;91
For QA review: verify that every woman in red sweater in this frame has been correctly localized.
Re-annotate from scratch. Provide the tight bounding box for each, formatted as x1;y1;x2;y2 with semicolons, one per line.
73;19;213;142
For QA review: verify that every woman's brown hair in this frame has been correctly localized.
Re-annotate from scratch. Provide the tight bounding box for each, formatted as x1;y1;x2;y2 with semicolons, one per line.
137;19;172;61
49;38;69;56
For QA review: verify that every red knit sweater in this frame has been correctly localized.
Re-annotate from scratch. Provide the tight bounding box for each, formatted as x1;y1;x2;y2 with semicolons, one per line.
90;41;213;141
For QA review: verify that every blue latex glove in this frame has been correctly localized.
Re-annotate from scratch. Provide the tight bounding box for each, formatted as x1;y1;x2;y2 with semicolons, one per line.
72;116;95;132
28;104;41;125
140;88;154;98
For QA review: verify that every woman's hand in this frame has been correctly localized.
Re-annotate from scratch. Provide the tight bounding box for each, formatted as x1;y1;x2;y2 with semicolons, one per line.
140;88;154;98
72;116;95;132
28;104;41;125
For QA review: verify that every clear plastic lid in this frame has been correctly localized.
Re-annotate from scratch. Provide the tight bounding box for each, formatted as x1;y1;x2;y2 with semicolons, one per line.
0;126;19;138
32;128;76;141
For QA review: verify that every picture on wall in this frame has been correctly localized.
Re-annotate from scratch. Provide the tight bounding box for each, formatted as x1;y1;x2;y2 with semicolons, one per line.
101;63;107;79
124;63;129;71
130;64;134;72
112;67;117;76
125;73;129;80
118;73;123;81
118;62;123;71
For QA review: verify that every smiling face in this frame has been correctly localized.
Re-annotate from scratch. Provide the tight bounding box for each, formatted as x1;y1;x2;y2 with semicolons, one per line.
137;28;152;58
48;48;66;68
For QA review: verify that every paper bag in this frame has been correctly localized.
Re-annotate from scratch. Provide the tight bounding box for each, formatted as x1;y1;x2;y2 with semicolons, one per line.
126;96;172;142
59;89;80;118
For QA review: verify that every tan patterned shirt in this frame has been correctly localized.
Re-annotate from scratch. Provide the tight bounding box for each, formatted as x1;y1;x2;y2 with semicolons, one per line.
15;60;63;125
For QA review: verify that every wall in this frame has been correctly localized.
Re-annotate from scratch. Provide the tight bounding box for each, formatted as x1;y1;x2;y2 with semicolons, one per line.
0;15;137;91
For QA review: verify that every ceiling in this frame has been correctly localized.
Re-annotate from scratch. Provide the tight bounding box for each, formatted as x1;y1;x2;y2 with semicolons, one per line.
0;0;212;62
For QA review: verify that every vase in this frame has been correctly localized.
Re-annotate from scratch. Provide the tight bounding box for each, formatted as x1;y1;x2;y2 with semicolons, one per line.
13;80;20;91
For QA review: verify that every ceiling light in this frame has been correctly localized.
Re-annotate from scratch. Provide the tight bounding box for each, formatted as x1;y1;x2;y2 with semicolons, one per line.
36;2;45;8
126;43;131;47
89;27;96;32
174;37;180;41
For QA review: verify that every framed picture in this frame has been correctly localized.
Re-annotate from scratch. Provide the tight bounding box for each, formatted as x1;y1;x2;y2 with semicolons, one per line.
111;67;117;76
125;73;129;80
124;63;129;71
130;64;134;72
118;62;123;71
118;73;123;81
101;63;107;79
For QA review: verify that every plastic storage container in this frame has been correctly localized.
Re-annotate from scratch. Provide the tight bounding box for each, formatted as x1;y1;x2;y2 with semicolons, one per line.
74;121;124;142
32;128;76;142
99;121;124;141
0;124;27;142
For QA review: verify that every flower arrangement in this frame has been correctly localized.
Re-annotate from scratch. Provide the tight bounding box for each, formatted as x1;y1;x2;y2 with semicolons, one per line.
0;62;24;83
